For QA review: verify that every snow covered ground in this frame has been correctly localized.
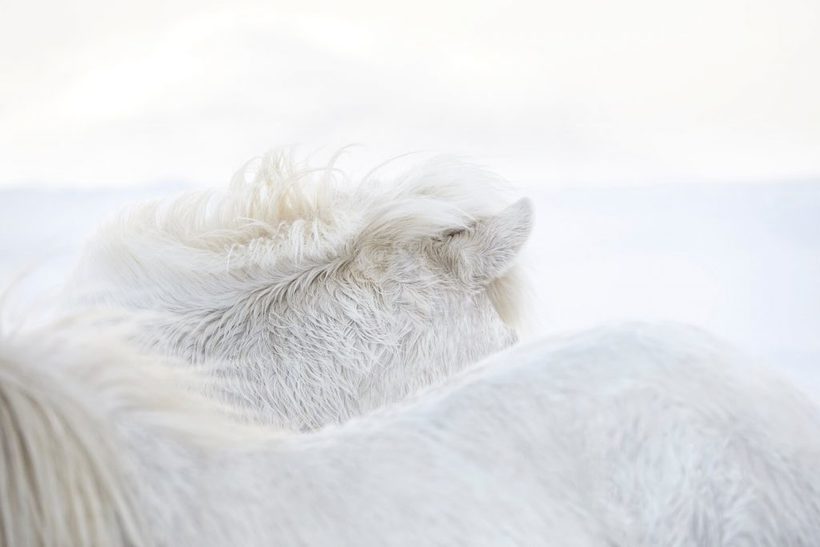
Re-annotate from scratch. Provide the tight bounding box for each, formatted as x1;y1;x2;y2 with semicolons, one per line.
2;179;818;397
2;0;818;398
527;181;820;398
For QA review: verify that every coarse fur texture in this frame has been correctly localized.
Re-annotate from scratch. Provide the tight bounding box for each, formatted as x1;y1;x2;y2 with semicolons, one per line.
67;151;533;429
3;317;820;546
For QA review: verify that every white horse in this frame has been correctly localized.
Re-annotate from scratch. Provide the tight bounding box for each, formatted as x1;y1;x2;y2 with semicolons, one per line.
3;316;819;546
66;152;533;430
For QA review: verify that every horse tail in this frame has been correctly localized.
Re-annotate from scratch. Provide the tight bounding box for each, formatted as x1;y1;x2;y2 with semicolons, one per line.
0;324;147;547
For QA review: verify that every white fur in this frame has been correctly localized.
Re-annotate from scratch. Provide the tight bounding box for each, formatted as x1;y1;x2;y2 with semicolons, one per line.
67;151;533;429
3;318;819;546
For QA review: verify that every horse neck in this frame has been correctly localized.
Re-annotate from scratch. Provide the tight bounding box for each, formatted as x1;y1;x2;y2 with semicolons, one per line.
135;291;412;430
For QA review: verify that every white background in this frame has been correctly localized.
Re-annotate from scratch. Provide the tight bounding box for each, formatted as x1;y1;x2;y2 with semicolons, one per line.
1;0;818;394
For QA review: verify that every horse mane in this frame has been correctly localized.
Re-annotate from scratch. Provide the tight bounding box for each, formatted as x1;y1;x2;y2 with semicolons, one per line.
0;319;146;546
74;150;529;327
0;312;254;547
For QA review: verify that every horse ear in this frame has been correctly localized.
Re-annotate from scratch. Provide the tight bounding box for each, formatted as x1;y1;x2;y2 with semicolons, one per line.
444;197;533;284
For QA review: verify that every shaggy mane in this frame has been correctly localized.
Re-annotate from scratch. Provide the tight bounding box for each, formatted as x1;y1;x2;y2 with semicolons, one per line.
76;150;528;327
0;319;148;547
0;312;263;547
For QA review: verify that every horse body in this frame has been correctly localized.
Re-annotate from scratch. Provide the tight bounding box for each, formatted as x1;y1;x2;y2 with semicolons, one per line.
8;152;818;544
4;319;819;546
65;152;532;430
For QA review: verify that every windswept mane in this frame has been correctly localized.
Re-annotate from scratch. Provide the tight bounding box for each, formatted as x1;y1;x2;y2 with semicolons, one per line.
0;319;147;547
74;150;528;327
0;313;258;547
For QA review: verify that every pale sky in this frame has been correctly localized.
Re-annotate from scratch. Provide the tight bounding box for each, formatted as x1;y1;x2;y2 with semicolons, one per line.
2;0;819;188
